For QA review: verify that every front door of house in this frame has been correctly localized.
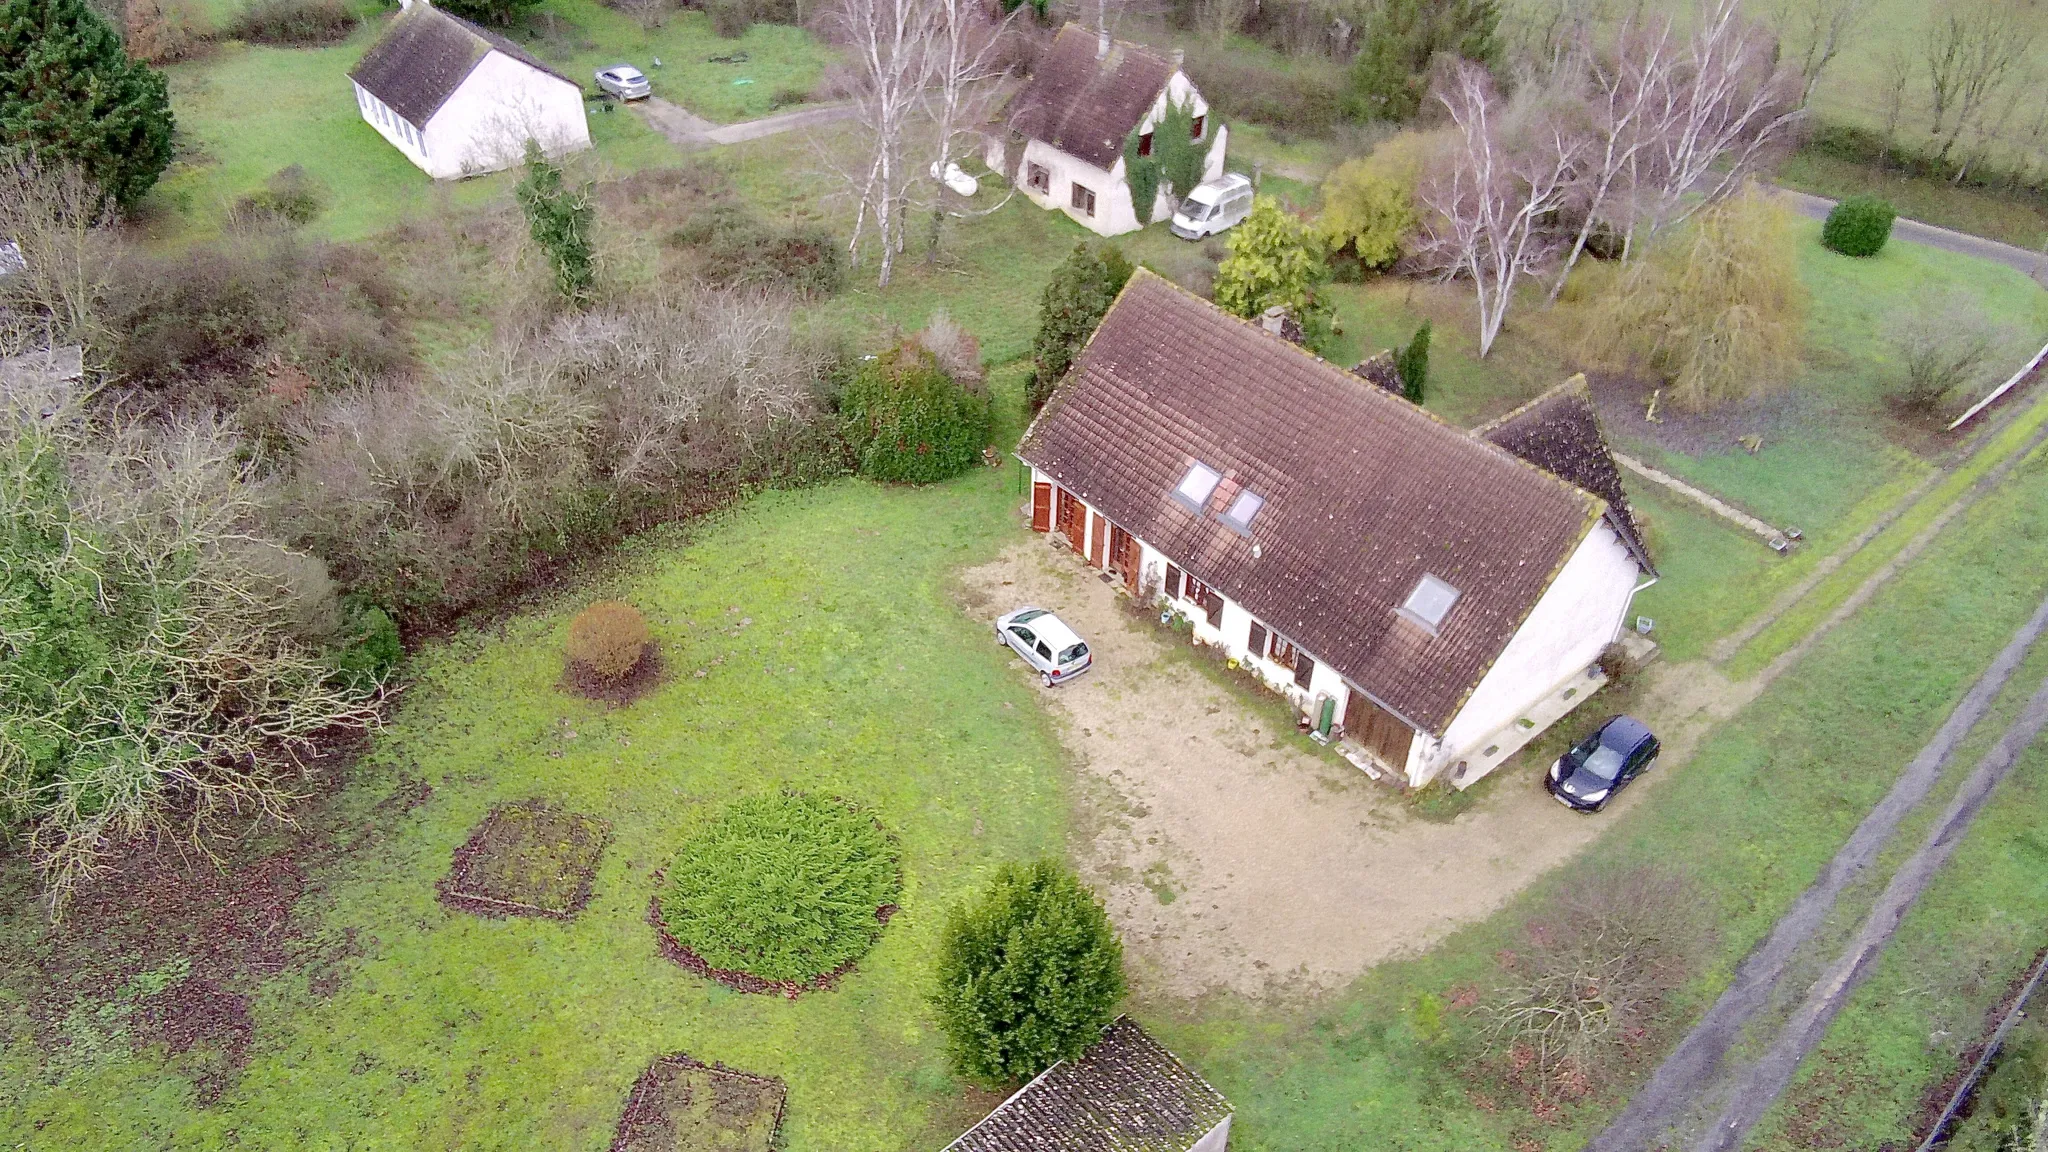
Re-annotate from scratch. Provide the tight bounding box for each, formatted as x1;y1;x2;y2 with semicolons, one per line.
1108;524;1137;590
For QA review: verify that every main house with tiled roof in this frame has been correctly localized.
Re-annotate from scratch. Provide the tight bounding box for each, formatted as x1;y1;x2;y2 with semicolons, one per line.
995;24;1226;236
943;1016;1233;1152
1018;273;1656;788
349;0;590;180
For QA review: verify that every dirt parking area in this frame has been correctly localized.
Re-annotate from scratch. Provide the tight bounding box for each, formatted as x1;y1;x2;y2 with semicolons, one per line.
959;539;1705;999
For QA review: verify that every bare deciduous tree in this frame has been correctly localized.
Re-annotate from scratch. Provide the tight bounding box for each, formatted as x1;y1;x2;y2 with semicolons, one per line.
1922;6;2034;163
0;152;117;356
1417;61;1587;357
1769;0;1869;105
1884;291;2019;413
1548;16;1679;298
829;0;943;286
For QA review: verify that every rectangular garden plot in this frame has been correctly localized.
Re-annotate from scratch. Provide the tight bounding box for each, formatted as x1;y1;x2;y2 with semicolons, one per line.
438;801;611;920
610;1053;787;1152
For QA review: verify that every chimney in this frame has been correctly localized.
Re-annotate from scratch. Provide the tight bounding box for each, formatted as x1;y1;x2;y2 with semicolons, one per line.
1097;26;1111;59
1171;47;1185;70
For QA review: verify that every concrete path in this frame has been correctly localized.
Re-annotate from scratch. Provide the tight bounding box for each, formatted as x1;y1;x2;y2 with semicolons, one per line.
1614;451;1788;547
632;97;854;149
1776;187;2048;279
1586;589;2048;1152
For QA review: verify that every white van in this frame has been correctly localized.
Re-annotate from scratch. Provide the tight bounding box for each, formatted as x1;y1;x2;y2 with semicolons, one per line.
1169;173;1254;240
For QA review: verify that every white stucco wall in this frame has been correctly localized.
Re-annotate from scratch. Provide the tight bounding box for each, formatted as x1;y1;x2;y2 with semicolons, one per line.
1189;1114;1232;1152
1013;68;1227;237
362;52;590;180
1411;523;1642;784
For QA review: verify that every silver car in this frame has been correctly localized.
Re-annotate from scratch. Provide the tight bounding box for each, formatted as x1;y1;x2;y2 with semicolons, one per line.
995;607;1092;688
595;64;651;101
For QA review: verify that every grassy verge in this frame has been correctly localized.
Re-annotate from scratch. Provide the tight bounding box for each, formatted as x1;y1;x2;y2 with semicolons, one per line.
1777;149;2048;254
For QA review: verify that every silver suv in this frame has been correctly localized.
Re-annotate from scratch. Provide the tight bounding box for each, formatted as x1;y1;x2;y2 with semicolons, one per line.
995;607;1092;687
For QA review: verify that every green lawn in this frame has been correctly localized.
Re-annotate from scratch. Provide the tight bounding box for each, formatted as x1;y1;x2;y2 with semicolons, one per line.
0;466;1068;1151
1777;149;2048;253
145;2;829;243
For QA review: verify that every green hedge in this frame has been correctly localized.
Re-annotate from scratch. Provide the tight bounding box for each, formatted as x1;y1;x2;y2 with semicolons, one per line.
838;344;990;484
658;792;900;984
1821;195;1896;257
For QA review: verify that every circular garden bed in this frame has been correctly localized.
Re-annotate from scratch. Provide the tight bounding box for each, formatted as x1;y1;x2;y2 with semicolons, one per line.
650;792;900;996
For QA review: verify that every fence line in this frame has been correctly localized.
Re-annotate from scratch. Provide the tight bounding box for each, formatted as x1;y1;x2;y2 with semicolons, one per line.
1915;944;2048;1151
1951;339;2048;432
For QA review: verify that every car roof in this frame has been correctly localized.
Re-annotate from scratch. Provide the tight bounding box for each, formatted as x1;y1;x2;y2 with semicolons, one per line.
607;64;642;75
1017;610;1082;648
1600;714;1653;750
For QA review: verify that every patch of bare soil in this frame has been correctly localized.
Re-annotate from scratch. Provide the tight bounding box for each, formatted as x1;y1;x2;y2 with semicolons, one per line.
610;1053;788;1152
0;737;433;1099
1583;369;1856;461
560;644;668;706
643;887;896;999
438;800;612;920
960;539;1724;999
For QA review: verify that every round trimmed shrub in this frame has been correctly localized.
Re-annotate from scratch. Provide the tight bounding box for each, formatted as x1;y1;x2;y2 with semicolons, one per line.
838;343;992;484
932;858;1125;1083
658;792;901;983
565;600;650;681
1821;195;1895;257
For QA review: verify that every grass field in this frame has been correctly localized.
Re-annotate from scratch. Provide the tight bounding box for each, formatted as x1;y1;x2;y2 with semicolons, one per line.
0;461;1068;1150
144;0;830;243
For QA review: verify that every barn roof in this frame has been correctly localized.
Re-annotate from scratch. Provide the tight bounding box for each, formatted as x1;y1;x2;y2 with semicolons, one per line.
349;3;577;130
943;1017;1231;1152
1019;272;1620;735
1010;23;1178;170
1474;375;1656;577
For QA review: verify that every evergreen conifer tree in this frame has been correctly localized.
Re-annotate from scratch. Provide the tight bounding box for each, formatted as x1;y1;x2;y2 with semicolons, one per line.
0;0;175;210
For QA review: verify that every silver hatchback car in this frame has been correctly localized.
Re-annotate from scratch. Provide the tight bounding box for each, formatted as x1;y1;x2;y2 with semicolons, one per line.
595;64;651;101
995;607;1092;687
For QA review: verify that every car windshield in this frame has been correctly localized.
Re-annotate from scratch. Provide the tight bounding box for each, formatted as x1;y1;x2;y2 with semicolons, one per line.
1578;746;1626;783
1185;202;1212;220
1012;609;1049;623
1058;642;1088;665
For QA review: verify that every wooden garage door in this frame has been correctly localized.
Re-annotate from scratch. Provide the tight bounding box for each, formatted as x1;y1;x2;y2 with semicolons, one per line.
1109;524;1139;592
1087;511;1107;567
1031;482;1052;532
1350;695;1414;770
1055;488;1084;547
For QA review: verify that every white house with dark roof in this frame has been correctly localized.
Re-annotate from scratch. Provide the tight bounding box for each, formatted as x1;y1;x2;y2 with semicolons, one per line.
997;24;1226;236
348;0;590;180
1018;272;1657;789
943;1016;1232;1152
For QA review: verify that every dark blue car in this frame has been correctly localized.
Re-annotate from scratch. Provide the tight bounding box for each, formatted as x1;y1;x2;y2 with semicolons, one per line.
1546;715;1660;812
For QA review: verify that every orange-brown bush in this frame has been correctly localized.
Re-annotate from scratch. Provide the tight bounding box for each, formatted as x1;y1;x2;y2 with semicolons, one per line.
566;601;651;680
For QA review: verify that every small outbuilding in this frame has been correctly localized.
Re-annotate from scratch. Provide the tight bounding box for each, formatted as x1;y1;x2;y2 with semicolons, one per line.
348;0;590;180
993;23;1227;237
942;1016;1233;1152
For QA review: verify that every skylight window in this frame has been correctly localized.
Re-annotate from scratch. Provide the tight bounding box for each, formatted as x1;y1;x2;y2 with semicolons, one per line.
1175;462;1221;508
1221;489;1264;532
1400;574;1461;633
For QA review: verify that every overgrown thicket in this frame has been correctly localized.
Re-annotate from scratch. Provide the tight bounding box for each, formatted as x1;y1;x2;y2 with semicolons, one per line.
225;0;357;46
932;859;1124;1084
1883;291;2020;415
1572;183;1806;411
1485;867;1713;1088
1;362;380;912
0;151;867;910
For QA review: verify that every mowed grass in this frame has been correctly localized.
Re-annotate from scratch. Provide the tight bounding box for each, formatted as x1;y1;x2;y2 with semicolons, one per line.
145;1;830;243
1776;150;2048;253
1140;419;2048;1151
0;468;1068;1151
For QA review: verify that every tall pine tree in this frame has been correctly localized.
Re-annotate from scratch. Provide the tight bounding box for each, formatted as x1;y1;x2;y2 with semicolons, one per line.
0;0;175;210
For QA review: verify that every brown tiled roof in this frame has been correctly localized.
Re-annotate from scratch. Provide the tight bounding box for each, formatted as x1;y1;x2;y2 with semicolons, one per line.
944;1017;1231;1152
1010;23;1177;170
1019;272;1605;735
349;3;578;130
1475;376;1655;577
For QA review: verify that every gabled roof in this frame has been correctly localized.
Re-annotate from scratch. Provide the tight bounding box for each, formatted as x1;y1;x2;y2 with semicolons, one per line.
1019;272;1606;735
944;1017;1231;1152
1010;23;1178;170
1474;375;1655;577
349;3;578;130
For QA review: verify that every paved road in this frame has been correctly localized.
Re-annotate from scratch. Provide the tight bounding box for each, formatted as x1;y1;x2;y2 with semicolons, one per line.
1587;589;2048;1152
1777;187;2048;280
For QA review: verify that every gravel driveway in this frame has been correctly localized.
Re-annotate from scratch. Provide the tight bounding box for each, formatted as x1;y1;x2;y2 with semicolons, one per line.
958;539;1656;998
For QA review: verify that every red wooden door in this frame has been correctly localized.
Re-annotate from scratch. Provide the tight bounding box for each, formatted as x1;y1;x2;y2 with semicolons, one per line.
1110;524;1138;591
1087;512;1107;567
1031;483;1052;532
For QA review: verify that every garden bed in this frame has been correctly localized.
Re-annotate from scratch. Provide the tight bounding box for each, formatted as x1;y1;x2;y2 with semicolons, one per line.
437;801;612;920
609;1052;787;1152
562;643;667;706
